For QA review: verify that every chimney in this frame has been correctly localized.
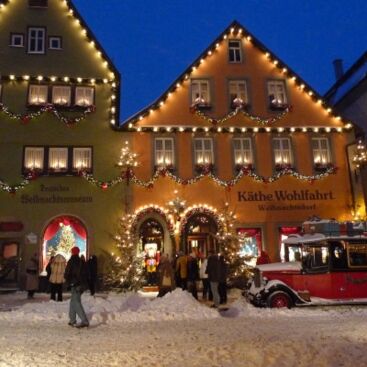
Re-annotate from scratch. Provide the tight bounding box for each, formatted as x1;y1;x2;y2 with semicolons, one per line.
333;59;344;81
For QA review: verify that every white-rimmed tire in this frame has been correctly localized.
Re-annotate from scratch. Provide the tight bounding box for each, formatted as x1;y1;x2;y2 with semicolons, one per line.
267;290;293;308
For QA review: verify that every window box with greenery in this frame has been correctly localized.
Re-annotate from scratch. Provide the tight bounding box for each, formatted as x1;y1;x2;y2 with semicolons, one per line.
235;163;254;173
275;163;294;172
195;163;215;175
314;162;334;173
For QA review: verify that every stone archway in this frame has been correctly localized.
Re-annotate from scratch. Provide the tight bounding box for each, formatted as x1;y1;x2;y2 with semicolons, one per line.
180;206;224;256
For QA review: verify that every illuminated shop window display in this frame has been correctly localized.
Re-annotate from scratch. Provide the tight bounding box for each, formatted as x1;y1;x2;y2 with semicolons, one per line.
279;226;302;262
237;228;262;266
42;216;87;272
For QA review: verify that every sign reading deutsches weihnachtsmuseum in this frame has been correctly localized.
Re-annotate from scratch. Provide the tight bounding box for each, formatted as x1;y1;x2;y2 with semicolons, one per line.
237;189;335;211
20;184;93;204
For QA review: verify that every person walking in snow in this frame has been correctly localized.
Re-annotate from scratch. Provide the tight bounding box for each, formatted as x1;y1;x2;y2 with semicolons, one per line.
49;254;67;302
87;255;98;296
199;255;212;301
218;255;228;305
187;252;199;299
25;252;39;299
206;250;220;308
64;247;89;328
175;251;188;290
157;254;175;297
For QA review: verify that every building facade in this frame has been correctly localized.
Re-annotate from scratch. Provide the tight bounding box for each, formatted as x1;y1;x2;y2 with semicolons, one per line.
124;21;360;263
325;53;367;218
0;0;123;288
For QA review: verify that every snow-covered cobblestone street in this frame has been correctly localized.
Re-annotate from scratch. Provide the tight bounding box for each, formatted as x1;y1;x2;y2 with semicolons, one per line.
0;289;366;367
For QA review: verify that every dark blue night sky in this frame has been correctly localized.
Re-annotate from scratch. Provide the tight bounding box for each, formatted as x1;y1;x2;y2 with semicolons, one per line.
73;0;367;121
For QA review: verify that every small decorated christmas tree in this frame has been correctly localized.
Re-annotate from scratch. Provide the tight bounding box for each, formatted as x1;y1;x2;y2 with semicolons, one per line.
103;214;145;291
57;224;76;256
219;203;254;286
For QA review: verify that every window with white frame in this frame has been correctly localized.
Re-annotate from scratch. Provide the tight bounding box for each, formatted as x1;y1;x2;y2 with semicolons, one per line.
75;87;94;106
228;40;242;63
49;36;62;50
233;138;253;166
52;86;71;105
194;138;214;165
28;85;48;105
267;80;287;106
48;148;68;171
10;34;24;48
273;137;293;167
28;27;45;54
155;138;174;167
191;80;210;106
312;138;331;165
24;147;44;170
229;80;248;108
73;147;92;171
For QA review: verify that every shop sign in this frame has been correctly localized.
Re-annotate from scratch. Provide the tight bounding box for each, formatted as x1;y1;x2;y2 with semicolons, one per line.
20;184;93;205
237;189;335;211
25;233;38;245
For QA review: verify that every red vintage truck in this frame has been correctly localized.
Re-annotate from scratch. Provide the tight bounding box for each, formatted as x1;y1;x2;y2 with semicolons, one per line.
247;233;367;308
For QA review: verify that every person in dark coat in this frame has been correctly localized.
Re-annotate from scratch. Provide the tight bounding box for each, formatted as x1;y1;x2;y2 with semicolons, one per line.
218;255;228;304
187;253;199;299
64;247;89;328
206;251;220;308
25;252;39;299
45;256;54;294
157;254;175;297
87;255;98;296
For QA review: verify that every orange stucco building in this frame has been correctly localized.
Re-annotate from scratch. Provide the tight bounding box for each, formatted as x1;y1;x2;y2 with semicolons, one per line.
122;21;361;262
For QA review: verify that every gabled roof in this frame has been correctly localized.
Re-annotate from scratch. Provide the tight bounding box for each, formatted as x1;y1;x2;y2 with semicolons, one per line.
324;51;367;106
0;0;121;125
121;20;335;129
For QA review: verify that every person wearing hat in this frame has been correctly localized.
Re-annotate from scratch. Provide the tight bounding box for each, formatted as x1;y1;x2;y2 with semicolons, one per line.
64;246;89;328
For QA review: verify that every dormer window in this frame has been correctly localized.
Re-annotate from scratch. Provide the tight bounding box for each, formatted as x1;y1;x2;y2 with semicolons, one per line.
228;40;242;63
29;0;48;7
28;27;46;54
28;85;48;105
267;80;288;110
75;87;94;107
191;80;211;109
52;86;71;106
49;36;62;50
10;33;24;48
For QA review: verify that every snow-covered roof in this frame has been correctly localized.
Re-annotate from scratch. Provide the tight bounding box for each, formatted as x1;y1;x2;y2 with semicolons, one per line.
284;233;326;244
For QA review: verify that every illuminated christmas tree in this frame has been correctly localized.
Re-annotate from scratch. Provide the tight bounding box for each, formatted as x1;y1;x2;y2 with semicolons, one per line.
103;214;145;291
219;203;254;286
57;224;76;256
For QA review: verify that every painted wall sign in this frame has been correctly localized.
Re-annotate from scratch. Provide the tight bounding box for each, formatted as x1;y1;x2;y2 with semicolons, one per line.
20;185;93;204
237;190;335;202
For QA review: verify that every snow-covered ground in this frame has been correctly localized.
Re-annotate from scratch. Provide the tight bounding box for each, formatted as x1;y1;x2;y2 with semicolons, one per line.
0;288;367;367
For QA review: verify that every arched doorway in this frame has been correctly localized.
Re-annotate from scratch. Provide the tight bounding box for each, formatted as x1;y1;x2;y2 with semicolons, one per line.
138;218;164;285
42;216;87;272
183;213;219;256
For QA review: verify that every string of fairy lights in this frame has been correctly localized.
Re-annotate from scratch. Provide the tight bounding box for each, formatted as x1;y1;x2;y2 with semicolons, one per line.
125;22;351;130
192;105;291;126
0;101;95;125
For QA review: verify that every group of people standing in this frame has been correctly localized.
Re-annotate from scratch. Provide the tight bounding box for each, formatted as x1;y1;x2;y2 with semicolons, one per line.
25;247;98;328
157;250;228;308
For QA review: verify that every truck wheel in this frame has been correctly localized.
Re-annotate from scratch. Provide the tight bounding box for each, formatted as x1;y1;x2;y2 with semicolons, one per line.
267;291;293;308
